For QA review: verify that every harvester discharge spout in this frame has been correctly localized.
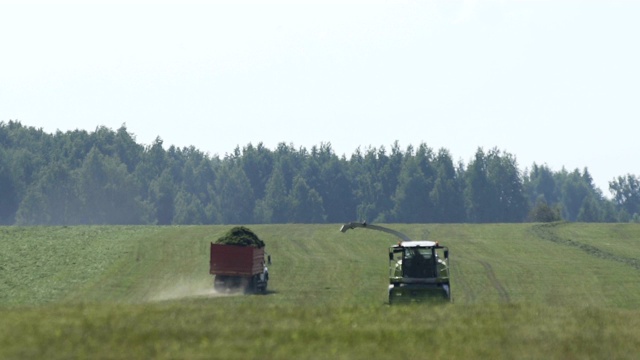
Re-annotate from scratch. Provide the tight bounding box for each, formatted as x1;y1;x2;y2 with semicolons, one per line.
339;222;412;242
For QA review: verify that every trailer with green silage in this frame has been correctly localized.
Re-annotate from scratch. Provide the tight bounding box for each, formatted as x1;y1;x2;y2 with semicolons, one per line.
210;226;270;293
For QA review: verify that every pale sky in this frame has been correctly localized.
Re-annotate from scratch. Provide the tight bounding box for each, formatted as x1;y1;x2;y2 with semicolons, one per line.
1;1;638;195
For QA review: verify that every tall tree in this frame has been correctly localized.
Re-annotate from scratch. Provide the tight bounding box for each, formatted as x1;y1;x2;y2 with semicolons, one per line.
181;146;216;208
375;143;404;221
392;155;431;223
77;147;147;224
486;149;528;222
241;143;273;201
289;175;325;223
318;154;355;223
173;189;206;224
525;163;558;205
115;125;143;173
430;148;465;223
465;148;494;222
14;161;79;225
215;163;254;224
14;187;49;225
0;149;18;224
577;195;602;222
351;147;381;222
609;174;640;218
133;137;168;200
148;169;176;225
255;162;290;223
559;169;592;221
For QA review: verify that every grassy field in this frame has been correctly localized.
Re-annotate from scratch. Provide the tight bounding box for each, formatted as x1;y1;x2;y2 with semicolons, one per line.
1;223;640;359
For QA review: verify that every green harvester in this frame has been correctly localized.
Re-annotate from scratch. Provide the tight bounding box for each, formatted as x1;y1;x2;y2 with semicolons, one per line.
340;222;451;304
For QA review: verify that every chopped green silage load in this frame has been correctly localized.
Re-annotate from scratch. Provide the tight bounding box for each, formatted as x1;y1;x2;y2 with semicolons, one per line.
215;226;265;248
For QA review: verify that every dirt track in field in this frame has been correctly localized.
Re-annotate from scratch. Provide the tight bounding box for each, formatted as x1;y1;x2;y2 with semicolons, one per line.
478;260;511;303
450;261;475;303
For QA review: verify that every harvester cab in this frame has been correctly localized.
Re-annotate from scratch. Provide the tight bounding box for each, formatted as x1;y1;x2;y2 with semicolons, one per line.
340;222;451;304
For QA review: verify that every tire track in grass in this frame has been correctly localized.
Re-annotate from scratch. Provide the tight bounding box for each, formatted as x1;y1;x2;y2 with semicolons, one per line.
531;223;640;271
449;257;475;303
478;260;511;303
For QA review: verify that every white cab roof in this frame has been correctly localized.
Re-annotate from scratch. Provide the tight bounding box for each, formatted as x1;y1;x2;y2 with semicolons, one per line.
397;241;438;248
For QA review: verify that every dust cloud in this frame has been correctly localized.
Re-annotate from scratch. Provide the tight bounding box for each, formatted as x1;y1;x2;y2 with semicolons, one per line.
146;280;239;302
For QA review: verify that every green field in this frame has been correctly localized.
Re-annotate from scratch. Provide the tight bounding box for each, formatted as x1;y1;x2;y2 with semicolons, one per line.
1;223;640;359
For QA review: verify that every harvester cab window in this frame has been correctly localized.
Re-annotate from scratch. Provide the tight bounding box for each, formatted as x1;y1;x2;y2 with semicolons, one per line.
404;248;432;261
403;247;437;279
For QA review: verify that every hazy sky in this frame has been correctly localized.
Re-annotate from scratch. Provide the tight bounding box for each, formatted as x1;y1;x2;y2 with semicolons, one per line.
1;1;638;194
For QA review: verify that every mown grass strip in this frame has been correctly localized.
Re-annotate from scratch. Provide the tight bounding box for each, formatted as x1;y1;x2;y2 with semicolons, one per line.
531;222;640;270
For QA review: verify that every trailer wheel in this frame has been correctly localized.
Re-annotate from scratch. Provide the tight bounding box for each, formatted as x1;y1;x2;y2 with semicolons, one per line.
214;275;227;292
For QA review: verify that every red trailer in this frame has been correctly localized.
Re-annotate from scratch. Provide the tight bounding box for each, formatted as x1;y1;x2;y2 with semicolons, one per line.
210;243;269;293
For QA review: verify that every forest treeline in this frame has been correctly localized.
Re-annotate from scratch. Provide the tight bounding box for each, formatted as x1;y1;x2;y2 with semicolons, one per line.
1;121;639;225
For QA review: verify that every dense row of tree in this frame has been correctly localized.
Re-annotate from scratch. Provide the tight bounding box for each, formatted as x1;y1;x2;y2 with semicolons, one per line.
1;121;638;225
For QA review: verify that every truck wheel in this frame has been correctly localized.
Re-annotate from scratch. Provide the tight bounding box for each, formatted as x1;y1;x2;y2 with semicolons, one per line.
245;276;258;294
214;276;227;292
